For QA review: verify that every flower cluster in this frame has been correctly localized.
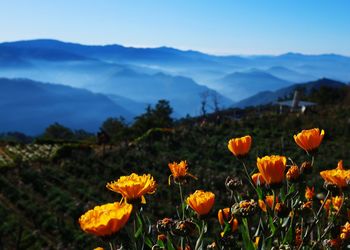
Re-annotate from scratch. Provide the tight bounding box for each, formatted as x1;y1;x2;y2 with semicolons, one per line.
78;127;350;249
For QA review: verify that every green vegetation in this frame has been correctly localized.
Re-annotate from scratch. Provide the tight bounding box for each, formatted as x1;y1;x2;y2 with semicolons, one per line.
1;96;350;249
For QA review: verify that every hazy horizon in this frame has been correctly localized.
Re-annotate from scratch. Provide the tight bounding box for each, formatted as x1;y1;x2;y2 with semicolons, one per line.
1;38;349;57
0;0;349;55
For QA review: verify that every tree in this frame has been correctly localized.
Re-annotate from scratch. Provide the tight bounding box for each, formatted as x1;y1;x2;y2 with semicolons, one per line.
210;92;221;113
200;91;209;116
42;123;74;141
100;117;128;143
132;100;173;134
153;100;173;127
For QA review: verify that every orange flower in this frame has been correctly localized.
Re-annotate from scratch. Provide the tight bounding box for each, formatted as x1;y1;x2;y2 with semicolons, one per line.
302;201;313;209
187;190;215;216
340;222;350;240
258;195;278;212
258;199;267;212
305;186;315;200
266;195;277;209
106;173;157;203
322;196;343;215
218;208;238;232
168;160;197;184
79;202;132;236
332;196;344;212
256;155;287;186
294;128;325;153
320;160;350;188
251;173;266;186
94;248;104;250
286;165;300;182
228;135;252;158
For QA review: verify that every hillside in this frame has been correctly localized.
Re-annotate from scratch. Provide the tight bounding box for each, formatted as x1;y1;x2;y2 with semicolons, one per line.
0;78;133;135
216;70;291;101
1;101;350;249
234;78;347;108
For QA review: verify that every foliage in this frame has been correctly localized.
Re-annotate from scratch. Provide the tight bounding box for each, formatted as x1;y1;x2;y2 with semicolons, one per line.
1;101;350;249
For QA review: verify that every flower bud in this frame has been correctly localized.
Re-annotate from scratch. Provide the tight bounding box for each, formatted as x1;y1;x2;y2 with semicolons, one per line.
225;176;243;192
156;218;174;233
171;220;196;237
300;161;312;174
286;165;300;182
232;199;257;217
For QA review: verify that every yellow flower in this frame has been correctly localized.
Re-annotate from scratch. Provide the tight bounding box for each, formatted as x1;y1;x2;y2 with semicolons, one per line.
294;128;325;153
218;208;239;232
106;173;157;203
79;202;132;236
256;155;287;186
340;222;350;240
228;135;252;158
254;237;260;248
320;160;350;188
251;173;266;186
94;248;104;250
187;190;215;216
168;160;197;184
305;186;315;200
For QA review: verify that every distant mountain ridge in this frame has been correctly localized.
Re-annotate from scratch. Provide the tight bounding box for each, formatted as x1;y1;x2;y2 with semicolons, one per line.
216;70;291;101
0;39;235;117
1;39;350;133
234;78;347;108
0;78;133;135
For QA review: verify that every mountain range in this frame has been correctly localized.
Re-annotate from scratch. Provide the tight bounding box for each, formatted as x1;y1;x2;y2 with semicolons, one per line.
1;39;350;133
0;78;133;135
234;78;347;108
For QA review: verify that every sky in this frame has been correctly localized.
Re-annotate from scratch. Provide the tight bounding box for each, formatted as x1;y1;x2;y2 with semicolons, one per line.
0;0;349;55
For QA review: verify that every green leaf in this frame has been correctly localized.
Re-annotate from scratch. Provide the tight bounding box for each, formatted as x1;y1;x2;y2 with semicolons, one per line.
157;240;165;248
167;238;176;250
283;211;294;244
283;226;293;244
223;222;231;235
280;188;286;203
134;225;143;238
268;217;276;235
144;236;153;248
240;218;255;250
256;186;263;200
136;213;143;226
134;212;144;238
285;184;298;202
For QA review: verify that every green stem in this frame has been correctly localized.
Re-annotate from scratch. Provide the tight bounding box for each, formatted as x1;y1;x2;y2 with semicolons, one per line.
133;216;137;249
178;183;185;220
272;189;277;213
195;220;206;250
241;160;258;194
109;241;115;250
298;190;330;250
